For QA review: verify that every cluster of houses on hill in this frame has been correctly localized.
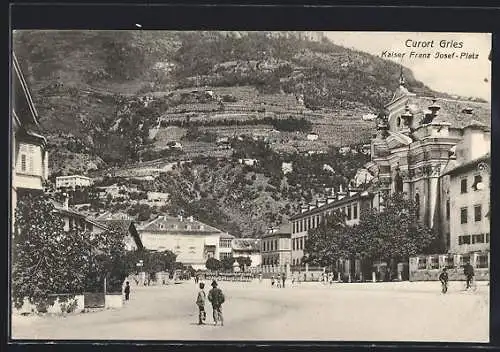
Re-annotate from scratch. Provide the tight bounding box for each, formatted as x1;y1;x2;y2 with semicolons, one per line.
12;50;490;282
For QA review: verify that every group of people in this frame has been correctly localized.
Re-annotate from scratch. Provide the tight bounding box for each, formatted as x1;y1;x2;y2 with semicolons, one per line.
270;273;287;288
439;262;476;294
196;280;225;326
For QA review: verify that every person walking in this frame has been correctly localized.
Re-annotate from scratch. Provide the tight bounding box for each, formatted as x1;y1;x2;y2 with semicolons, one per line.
196;282;207;325
464;261;475;289
439;267;449;294
124;281;131;301
281;272;286;288
271;275;275;287
276;273;281;288
208;280;225;326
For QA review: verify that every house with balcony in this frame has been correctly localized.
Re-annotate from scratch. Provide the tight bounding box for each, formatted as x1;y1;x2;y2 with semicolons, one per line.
11;52;49;228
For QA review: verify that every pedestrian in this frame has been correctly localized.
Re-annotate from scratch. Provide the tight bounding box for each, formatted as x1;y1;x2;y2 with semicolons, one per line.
124;281;131;301
281;272;286;288
277;273;281;288
259;273;263;283
271;275;275;287
208;280;225;326
439;267;449;294
196;282;207;325
464;261;475;289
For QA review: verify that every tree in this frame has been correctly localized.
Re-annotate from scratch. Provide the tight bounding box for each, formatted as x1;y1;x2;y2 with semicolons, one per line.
205;257;221;272
303;210;348;268
221;256;235;272
12;193;90;310
235;256;252;272
354;193;439;267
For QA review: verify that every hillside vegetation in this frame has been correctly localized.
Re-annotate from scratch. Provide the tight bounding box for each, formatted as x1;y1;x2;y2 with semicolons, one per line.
13;30;456;236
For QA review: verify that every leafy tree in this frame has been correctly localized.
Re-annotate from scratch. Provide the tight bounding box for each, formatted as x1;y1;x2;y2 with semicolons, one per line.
205;257;221;272
221;256;235;272
12;193;90;309
303;210;348;267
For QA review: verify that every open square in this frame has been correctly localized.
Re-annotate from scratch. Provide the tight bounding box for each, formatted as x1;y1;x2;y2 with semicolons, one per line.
12;280;489;342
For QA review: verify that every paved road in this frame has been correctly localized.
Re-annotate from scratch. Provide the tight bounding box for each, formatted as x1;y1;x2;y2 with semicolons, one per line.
11;280;489;342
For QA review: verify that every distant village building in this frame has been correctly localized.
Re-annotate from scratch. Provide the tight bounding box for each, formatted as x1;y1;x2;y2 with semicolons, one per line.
306;133;319;141
281;162;293;174
137;215;233;270
339;146;351;155
238;158;259;166
146;191;170;205
362;113;377;121
232;238;262;267
219;233;235;260
261;224;292;274
55;175;92;190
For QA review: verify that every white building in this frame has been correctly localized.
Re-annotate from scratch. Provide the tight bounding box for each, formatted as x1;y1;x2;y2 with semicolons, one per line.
146;191;170;205
307;133;319;141
56;175;92;190
137;215;233;270
232;238;262;267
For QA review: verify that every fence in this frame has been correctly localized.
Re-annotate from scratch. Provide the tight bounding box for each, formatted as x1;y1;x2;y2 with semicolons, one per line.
409;252;490;281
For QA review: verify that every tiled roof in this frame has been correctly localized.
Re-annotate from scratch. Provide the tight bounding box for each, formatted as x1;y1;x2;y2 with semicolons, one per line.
407;96;490;129
138;215;223;234
232;238;261;251
441;153;490;176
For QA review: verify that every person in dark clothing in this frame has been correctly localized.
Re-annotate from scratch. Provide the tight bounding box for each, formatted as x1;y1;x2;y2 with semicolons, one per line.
208;280;225;326
281;272;286;288
464;262;475;289
196;282;206;325
439;267;449;294
124;281;131;301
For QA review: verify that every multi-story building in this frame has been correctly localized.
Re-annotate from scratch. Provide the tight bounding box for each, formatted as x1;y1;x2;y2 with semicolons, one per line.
11;52;49;227
146;191;170;205
261;224;292;274
289;189;374;267
137;215;233;270
232;238;262;267
55;175;92;190
357;74;490;247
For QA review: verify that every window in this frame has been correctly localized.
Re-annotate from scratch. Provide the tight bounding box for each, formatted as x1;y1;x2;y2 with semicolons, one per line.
446;199;450;220
477;254;489;268
472;174;482;191
472;234;484;244
20;154;27;172
429;256;439;269
293;222;296;234
308;218;311;230
312;216;316;228
474;205;482;222
299;221;303;233
445;255;454;269
486;233;490;243
418;257;427;270
347;206;352;220
461;178;468;194
274;239;278;250
460;207;468;224
292;238;295;250
353;204;358;219
458;235;471;245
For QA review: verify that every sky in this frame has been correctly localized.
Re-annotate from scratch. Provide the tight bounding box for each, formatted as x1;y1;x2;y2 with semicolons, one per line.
324;32;491;101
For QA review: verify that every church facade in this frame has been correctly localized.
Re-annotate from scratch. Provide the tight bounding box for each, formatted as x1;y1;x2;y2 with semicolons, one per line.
357;76;490;252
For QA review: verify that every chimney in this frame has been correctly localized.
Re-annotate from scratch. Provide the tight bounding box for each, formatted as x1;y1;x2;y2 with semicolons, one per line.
428;98;441;119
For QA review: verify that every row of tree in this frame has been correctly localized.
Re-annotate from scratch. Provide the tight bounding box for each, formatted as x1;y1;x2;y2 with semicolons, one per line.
206;256;252;272
303;193;442;273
